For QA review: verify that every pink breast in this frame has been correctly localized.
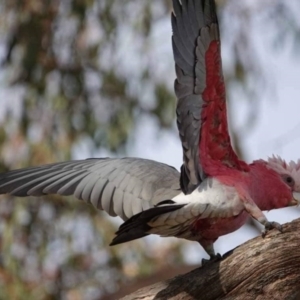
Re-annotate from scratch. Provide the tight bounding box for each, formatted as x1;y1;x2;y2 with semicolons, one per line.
192;211;249;240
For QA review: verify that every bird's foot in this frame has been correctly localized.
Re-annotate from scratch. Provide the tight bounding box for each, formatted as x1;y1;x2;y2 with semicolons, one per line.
201;253;222;266
262;221;283;238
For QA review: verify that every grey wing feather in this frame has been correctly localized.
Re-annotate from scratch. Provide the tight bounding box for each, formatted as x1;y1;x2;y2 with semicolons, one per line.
172;0;219;194
0;158;181;220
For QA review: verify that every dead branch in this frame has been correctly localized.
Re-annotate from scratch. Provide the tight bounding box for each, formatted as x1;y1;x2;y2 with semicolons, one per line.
121;218;300;300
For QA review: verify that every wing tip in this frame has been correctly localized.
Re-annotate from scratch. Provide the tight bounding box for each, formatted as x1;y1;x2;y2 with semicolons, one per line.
110;231;149;246
110;204;187;246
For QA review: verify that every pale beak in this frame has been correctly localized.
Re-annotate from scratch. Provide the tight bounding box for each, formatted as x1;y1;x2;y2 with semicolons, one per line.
291;192;300;206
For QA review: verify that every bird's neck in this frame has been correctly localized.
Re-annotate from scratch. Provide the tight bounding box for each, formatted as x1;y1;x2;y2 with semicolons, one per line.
247;161;290;210
215;160;291;211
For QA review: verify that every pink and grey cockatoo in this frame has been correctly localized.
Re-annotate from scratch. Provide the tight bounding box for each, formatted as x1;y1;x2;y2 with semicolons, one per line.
0;0;299;261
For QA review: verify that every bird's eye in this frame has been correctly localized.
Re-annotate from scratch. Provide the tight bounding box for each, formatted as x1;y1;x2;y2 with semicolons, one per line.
282;175;295;187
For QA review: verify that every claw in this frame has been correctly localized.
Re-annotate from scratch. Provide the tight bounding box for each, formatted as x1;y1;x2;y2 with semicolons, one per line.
201;253;222;266
261;221;283;238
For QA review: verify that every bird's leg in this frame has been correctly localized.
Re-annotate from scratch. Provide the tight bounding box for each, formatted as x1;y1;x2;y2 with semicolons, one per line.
261;221;283;238
243;199;283;237
200;239;221;266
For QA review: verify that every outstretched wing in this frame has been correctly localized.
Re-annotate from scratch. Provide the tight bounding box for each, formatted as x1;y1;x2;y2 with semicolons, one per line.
0;158;180;220
173;0;249;194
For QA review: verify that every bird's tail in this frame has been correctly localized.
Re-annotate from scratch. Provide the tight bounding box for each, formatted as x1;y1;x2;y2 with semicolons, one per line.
110;203;186;246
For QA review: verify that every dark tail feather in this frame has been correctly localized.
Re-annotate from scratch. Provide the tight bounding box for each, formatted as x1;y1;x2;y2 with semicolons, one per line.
110;203;186;246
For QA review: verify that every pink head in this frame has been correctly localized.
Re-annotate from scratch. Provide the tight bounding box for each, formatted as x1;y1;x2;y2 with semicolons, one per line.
248;156;300;210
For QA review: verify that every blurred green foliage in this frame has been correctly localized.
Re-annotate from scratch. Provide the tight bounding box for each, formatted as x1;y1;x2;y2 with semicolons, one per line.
0;1;181;299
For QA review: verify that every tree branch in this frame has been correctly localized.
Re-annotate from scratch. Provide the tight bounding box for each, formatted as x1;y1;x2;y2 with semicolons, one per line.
121;218;300;300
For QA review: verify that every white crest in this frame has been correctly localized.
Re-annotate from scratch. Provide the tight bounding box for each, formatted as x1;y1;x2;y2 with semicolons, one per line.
267;155;300;190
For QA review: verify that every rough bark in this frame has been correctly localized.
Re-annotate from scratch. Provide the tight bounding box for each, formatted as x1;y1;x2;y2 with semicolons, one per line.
121;218;300;300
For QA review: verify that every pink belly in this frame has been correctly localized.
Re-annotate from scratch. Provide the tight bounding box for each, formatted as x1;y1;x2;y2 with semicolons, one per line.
192;211;249;240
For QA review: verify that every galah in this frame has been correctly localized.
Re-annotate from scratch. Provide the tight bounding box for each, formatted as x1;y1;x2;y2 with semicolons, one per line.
0;0;299;261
